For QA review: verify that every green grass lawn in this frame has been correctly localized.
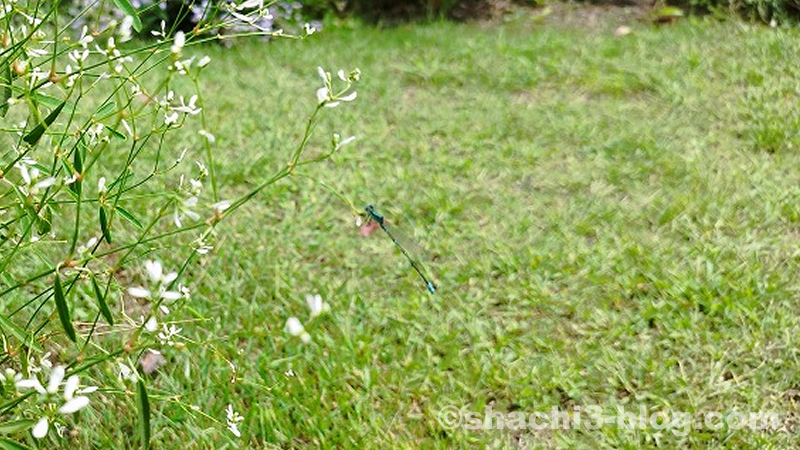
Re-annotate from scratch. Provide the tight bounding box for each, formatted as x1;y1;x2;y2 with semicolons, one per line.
63;11;800;449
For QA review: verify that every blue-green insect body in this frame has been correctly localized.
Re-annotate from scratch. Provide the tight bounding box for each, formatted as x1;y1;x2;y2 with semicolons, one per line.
365;205;436;294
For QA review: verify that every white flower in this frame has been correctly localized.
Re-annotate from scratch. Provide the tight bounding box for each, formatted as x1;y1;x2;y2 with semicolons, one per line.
197;56;211;68
226;404;244;437
212;200;231;215
171;31;185;54
22;367;94;439
97;177;107;195
285;317;311;343
172;95;201;115
118;362;138;383
78;26;93;48
305;294;330;318
158;324;182;346
164;111;179;126
315;86;357;108
174;196;201;227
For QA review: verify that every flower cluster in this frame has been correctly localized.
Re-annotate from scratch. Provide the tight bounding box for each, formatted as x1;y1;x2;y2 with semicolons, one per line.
6;363;97;439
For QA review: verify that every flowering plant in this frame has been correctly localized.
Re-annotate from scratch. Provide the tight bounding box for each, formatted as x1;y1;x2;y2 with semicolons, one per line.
0;0;358;446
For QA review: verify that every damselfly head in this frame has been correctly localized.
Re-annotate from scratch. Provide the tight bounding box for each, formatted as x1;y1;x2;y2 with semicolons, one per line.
364;204;384;225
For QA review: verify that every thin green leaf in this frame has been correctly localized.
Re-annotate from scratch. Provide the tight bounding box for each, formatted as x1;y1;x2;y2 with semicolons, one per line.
30;92;70;110
91;276;114;326
99;206;112;243
136;379;150;450
107;126;127;141
70;145;83;196
0;419;35;435
115;205;143;229
0;315;42;352
23;100;66;146
0;437;32;450
95;101;116;118
73;144;83;173
53;274;77;342
0;59;11;118
112;0;143;32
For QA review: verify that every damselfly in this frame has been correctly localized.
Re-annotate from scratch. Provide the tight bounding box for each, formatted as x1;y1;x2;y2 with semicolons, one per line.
364;205;436;294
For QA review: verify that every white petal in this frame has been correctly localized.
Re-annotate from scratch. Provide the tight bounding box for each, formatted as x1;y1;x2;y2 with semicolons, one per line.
173;210;183;228
47;366;65;393
145;260;163;283
59;395;90;414
306;294;322;317
228;422;241;437
184;210;200;221
128;287;151;298
212;200;231;213
63;375;80;399
337;69;346;81
337;136;357;149
236;0;262;9
161;290;182;300
317;66;327;82
32;417;48;438
316;87;329;104
162;272;178;284
34;177;56;189
339;91;357;102
145;317;158;332
285;317;304;336
16;378;46;394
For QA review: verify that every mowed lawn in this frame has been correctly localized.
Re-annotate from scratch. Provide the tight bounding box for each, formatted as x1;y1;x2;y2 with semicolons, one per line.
102;11;800;449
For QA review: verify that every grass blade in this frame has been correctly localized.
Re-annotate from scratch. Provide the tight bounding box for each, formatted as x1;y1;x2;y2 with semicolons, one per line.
0;419;35;434
136;379;151;450
53;274;77;342
0;438;32;450
23;100;66;146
